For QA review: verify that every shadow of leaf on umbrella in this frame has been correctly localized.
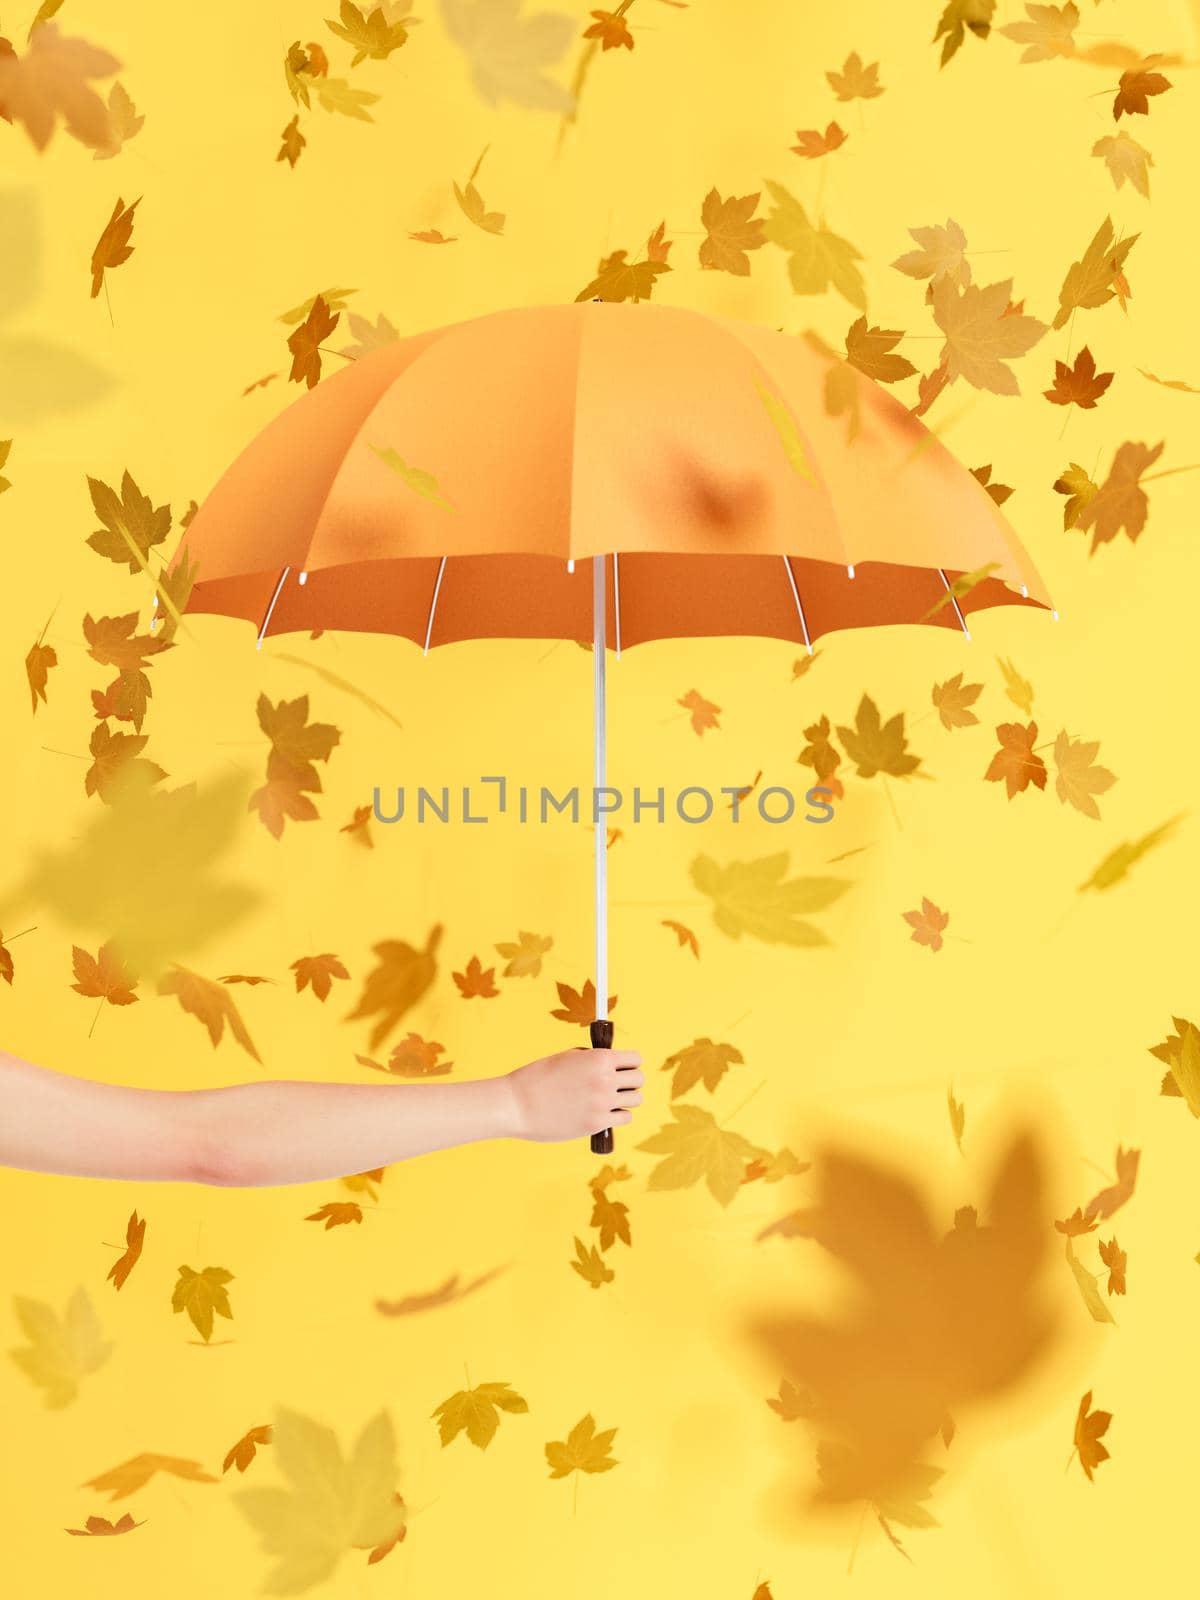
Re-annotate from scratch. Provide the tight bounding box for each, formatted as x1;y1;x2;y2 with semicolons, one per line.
746;1121;1059;1542
0;188;114;426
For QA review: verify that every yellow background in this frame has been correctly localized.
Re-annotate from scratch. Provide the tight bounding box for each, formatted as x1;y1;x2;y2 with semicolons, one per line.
2;0;1200;1593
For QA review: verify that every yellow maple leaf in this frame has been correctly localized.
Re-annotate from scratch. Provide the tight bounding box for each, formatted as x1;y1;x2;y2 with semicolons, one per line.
432;1380;529;1448
892;218;971;288
932;276;1047;395
931;672;983;730
545;1413;619;1478
662;1037;743;1098
92;80;143;159
345;925;441;1048
947;1087;966;1152
698;186;766;275
636;1103;768;1207
692;851;849;946
233;1407;406;1591
762;179;866;309
327;1;409;65
571;1235;615;1288
90;194;139;299
996;655;1034;714
9;1284;113;1407
82;1452;220;1500
369;442;456;510
171;1264;235;1342
575;247;671;303
1073;1390;1112;1479
1077;813;1184;892
1051;216;1138;330
1092;131;1152;197
825;50;884;99
494;929;553;978
836;693;921;777
1052;730;1117;819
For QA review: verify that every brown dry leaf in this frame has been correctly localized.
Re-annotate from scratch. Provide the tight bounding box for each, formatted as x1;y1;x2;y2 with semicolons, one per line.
662;1037;743;1098
932;672;982;731
551;978;616;1025
844;317;917;384
106;1210;145;1290
1044;345;1113;409
798;714;841;782
83;611;172;674
287;293;340;388
575;248;671;303
571;1235;615;1288
746;1124;1056;1516
291;952;350;1000
583;9;633;50
826;51;884;99
545;1413;619;1478
1085;1147;1140;1221
1073;439;1164;551
249;693;341;838
357;1032;454;1077
935;0;996;66
791;122;847;159
453;955;499;998
589;1184;631;1250
0;22;119;150
1073;1390;1112;1479
0;935;14;987
341;803;375;846
495;929;553;978
1053;730;1117;819
171;1264;234;1343
26;639;57;712
679;687;721;734
157;966;261;1061
82;1452;219;1501
1113;65;1170;119
66;1513;145;1536
345;926;442;1049
305;1201;364;1230
277;113;305;167
222;1424;274;1474
984;721;1047;798
837;693;921;778
432;1381;529;1449
766;1378;811;1420
901;898;949;952
90;195;139;299
662;919;699;957
1099;1237;1126;1296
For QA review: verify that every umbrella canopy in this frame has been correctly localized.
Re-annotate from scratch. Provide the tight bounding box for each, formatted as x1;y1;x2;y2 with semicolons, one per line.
164;298;1055;1154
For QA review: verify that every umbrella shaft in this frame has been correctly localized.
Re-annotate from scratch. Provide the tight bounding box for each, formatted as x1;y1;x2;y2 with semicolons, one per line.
593;556;608;1019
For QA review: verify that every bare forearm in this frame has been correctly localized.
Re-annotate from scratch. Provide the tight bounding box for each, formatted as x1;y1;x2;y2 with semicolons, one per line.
194;1075;522;1187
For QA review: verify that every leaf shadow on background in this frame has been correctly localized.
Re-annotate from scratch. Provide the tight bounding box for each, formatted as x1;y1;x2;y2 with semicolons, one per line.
0;188;114;426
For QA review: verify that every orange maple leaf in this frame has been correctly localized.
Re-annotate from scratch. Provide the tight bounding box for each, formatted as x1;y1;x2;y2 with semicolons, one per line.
901;897;949;952
583;9;634;49
1054;1207;1099;1237
1043;345;1113;409
0;23;119;151
66;1513;145;1536
305;1201;364;1230
85;723;167;802
551;979;617;1025
287;293;339;389
291;952;350;1001
222;1424;274;1474
409;228;457;243
453;955;499;999
157;965;261;1061
698;187;766;276
340;803;375;846
662;919;699;957
1074;1390;1112;1479
357;1032;454;1077
90;194;139;298
678;687;721;735
1098;1237;1126;1295
791;122;847;158
1073;439;1164;551
25;639;57;712
1113;66;1170;120
1084;1146;1139;1222
106;1210;146;1290
984;721;1048;798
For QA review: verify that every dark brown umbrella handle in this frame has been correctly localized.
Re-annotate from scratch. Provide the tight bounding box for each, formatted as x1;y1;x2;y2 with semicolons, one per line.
589;1019;617;1154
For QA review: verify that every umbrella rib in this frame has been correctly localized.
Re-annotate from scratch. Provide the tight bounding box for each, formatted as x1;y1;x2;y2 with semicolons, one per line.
937;568;971;640
612;552;622;658
782;557;813;655
423;556;448;655
256;566;292;650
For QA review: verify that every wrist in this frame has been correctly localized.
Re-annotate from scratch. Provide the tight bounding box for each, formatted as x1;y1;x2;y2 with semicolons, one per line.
482;1071;525;1142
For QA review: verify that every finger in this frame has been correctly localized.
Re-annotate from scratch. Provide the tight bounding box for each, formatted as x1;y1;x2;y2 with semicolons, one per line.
600;1049;641;1069
613;1089;643;1107
613;1068;644;1090
610;1108;633;1125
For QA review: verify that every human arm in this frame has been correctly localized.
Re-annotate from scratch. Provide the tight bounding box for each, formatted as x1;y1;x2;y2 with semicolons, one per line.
0;1045;644;1188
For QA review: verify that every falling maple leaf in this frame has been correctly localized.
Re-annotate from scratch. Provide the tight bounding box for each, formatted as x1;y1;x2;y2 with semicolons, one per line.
433;1380;529;1448
222;1424;274;1474
932;277;1046;395
345;925;441;1048
798;714;841;783
1148;1017;1199;1100
575;247;671;303
1053;462;1099;529
291;952;350;1000
327;1;409;64
1073;439;1164;551
369;443;456;510
698;186;766;275
89;194;139;299
763;180;866;309
105;1210;145;1290
678;687;721;734
0;22;119;150
358;1032;454;1077
453;954;499;998
341;803;375;845
790;122;848;159
825;51;883;99
1043;345;1113;408
996;656;1034;715
171;1263;234;1342
1078;814;1183;892
934;0;996;66
843;317;917;384
495;930;553;978
998;2;1079;62
452;174;505;234
947;1088;966;1153
10;1285;113;1407
837;693;921;778
589;1180;631;1250
1113;64;1170;119
71;940;138;1006
374;1267;503;1316
26;638;57;713
442;0;575;111
1055;1207;1098;1237
233;1407;406;1590
1073;1390;1112;1479
1137;367;1200;394
82;1452;218;1501
92;80;142;158
584;9;633;49
550;977;616;1024
277;113;305;166
984;721;1048;798
901;898;949;952
1084;1146;1139;1221
1051;216;1138;330
637;1103;768;1208
409;227;457;244
65;1513;145;1536
932;672;982;730
305;1201;364;1230
1092;131;1152;197
86;469;171;570
1052;730;1117;819
571;1235;616;1288
662;1037;743;1098
85;722;167;803
545;1413;619;1478
250;692;341;837
692;852;849;946
0;935;14;987
919;559;1001;621
1099;1237;1126;1295
662;919;699;957
157;966;261;1061
287;294;340;389
893;218;970;288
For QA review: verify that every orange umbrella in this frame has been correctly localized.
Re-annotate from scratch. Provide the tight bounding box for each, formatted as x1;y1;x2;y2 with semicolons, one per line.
164;299;1054;1153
